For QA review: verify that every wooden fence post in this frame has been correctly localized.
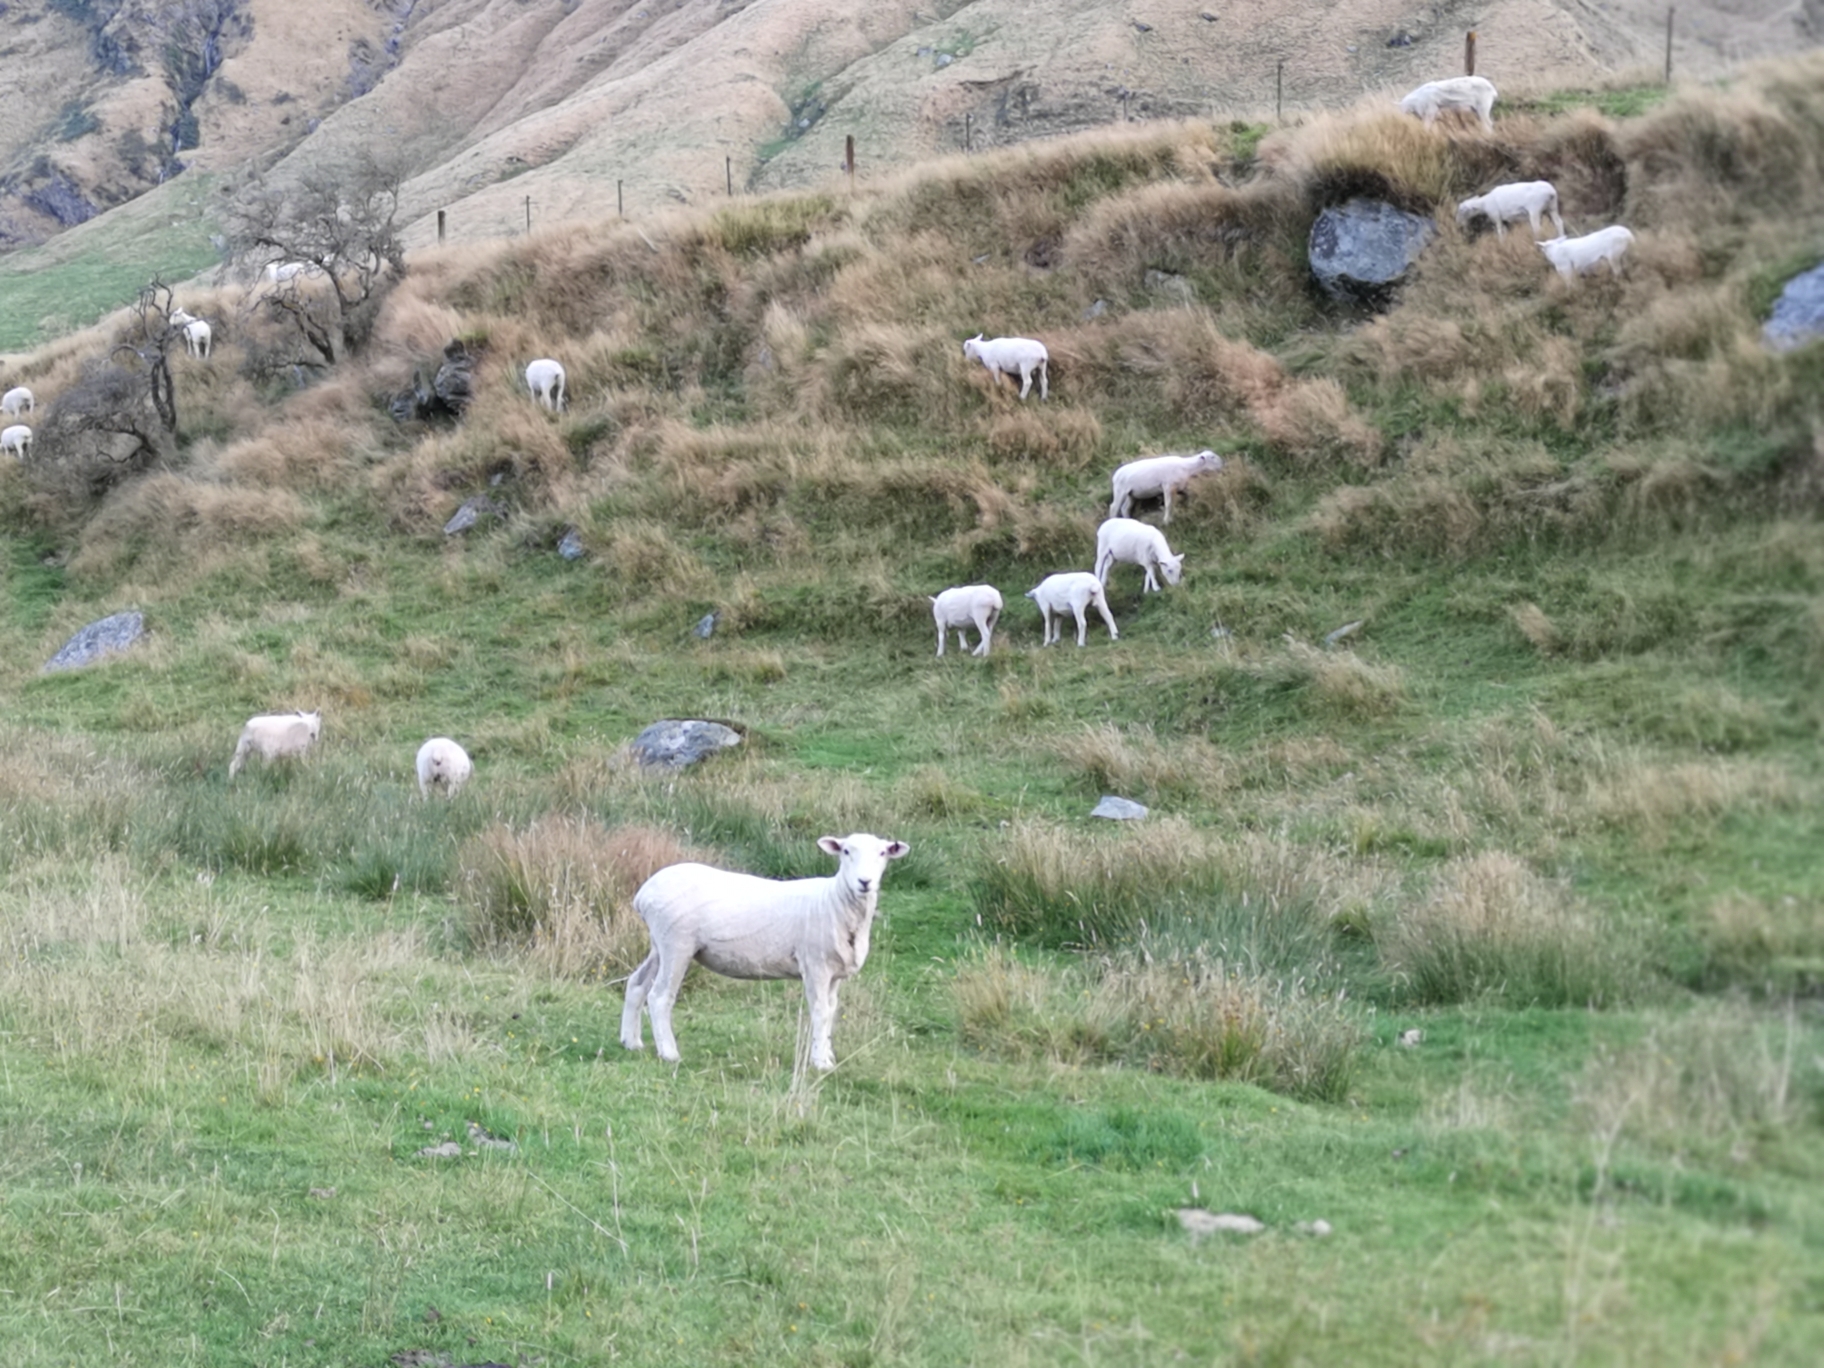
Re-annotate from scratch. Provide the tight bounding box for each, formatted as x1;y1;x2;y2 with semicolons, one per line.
1465;31;1477;77
617;180;623;219
1665;8;1675;83
845;134;855;185
964;113;971;152
1276;61;1283;124
436;209;445;245
524;195;531;234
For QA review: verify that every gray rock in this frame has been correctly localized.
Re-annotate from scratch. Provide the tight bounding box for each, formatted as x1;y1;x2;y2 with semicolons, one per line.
557;529;585;560
1144;269;1194;304
1763;262;1824;352
630;720;743;769
1309;198;1436;304
1091;794;1148;820
443;495;500;536
43;611;145;673
693;611;718;639
1082;298;1110;321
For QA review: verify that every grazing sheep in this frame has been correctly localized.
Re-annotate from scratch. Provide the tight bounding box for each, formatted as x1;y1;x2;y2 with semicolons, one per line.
930;584;1003;658
2;385;32;416
621;832;911;1070
525;357;567;411
1025;572;1119;647
415;737;473;799
1;424;30;459
169;308;212;360
962;334;1049;400
1109;449;1223;523
1538;226;1635;281
1399;75;1498;131
1456;180;1565;239
228;710;321;778
1095;518;1184;594
265;261;312;284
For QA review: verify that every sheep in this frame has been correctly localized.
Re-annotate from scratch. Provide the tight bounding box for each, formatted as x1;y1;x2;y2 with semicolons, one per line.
1025;572;1119;647
1108;449;1223;524
1537;226;1635;281
1456;180;1565;239
169;308;212;360
1398;75;1498;131
415;737;473;799
227;710;321;778
526;358;567;412
621;832;911;1070
265;261;311;284
1;424;30;459
2;385;32;416
962;334;1049;400
1094;518;1184;594
930;584;1003;658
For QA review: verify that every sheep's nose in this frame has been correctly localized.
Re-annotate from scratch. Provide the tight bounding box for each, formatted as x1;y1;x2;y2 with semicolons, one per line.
858;878;873;892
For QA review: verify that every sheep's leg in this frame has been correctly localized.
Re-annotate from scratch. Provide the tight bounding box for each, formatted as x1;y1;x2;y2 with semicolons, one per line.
645;946;693;1063
1161;487;1175;524
935;623;946;658
1072;602;1089;647
621;949;660;1050
1549;207;1565;237
971;609;992;656
1016;366;1032;401
804;970;838;1070
1494;217;1508;240
1094;549;1112;585
1038;361;1048;401
1095;594;1120;642
1143;562;1160;593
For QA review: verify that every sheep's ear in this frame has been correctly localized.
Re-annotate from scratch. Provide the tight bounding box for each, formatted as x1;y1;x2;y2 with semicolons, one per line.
884;840;910;860
817;835;845;857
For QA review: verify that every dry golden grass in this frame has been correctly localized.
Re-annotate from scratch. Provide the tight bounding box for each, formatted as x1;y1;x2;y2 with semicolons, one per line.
1051;723;1233;804
1254;376;1384;469
1510;601;1562;655
69;473;307;581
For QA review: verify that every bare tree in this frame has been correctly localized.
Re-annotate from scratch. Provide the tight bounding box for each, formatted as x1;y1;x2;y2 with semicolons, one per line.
230;154;407;368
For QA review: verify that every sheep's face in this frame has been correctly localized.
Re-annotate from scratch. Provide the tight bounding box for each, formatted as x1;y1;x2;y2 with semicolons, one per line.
962;335;984;361
1160;553;1185;586
299;711;322;740
818;833;910;898
1192;450;1224;474
1455;201;1479;228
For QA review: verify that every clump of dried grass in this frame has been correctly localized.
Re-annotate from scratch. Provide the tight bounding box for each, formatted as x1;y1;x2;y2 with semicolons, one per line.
458;818;701;978
69;474;307;580
1051;723;1233;804
1254;376;1384;469
1699;891;1824;992
982;406;1104;469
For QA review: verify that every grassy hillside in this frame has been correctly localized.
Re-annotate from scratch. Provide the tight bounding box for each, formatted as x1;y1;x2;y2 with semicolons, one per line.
1;56;1823;1364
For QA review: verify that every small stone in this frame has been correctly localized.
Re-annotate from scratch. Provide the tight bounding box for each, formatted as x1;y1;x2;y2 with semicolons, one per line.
467;1121;517;1152
1175;1208;1264;1241
557;529;585;560
415;1141;463;1159
308;1187;336;1199
1398;1028;1424;1047
1144;269;1194;304
1295;1219;1334;1237
1091;795;1148;821
43;611;146;673
1387;32;1414;47
443;495;500;536
1082;298;1109;321
693;611;718;639
630;719;744;770
1763;263;1824;352
936;52;953;67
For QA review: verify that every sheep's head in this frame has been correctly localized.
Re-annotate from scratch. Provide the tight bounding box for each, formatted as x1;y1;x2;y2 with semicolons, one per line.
1192;450;1224;474
1160;553;1185;586
298;711;322;739
1454;199;1481;228
962;334;984;361
818;833;910;898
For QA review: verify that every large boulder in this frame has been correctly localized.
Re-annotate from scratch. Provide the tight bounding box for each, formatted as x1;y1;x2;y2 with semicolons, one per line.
1763;262;1824;352
43;610;145;672
1309;199;1436;304
629;720;744;769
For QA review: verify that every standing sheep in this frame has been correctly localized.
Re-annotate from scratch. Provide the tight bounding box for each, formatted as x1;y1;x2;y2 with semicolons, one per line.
1025;572;1120;647
1456;181;1565;239
415;737;473;799
930;585;1003;658
1109;449;1223;524
621;833;911;1070
526;358;567;411
1095;518;1185;594
1399;75;1498;131
1538;226;1635;281
1;424;30;459
962;334;1049;400
2;386;32;416
228;710;321;778
169;308;212;360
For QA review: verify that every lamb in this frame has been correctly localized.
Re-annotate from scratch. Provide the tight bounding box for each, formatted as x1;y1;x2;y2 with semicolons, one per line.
1456;180;1565;239
962;334;1049;401
621;832;911;1070
1094;518;1184;594
1108;449;1223;524
227;710;321;778
1537;226;1635;281
169;308;212;360
526;358;567;412
1025;572;1119;647
930;584;1003;658
1398;75;1498;132
2;386;32;416
415;737;473;799
1;424;30;459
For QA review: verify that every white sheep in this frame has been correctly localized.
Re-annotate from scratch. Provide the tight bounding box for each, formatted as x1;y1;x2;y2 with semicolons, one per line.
621;832;911;1070
1025;571;1119;647
265;261;311;283
962;334;1049;400
1095;518;1184;594
930;584;1003;658
526;358;567;412
1456;180;1565;239
1538;226;1635;281
1;424;31;459
227;710;321;778
415;737;473;799
1109;449;1223;524
169;308;212;360
2;385;33;416
1399;75;1498;132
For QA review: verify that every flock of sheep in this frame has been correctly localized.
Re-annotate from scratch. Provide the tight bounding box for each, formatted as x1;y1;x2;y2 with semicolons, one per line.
226;709;472;801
